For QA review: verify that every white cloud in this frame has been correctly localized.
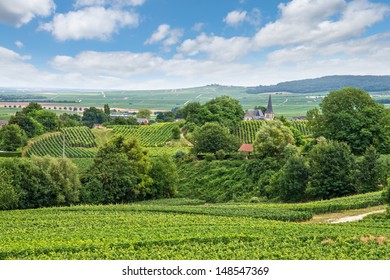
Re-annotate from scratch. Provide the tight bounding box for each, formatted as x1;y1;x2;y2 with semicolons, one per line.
178;33;252;61
40;7;139;41
51;51;164;76
192;22;204;32
0;0;55;27
49;50;259;89
0;47;57;87
224;10;247;26
74;0;145;8
224;8;261;27
253;0;390;48
15;41;24;49
145;24;183;50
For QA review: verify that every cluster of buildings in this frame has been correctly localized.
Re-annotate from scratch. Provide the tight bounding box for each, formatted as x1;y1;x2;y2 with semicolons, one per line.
243;95;275;121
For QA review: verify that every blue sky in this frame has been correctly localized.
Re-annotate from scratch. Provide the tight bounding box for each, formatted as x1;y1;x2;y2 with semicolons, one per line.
0;0;390;90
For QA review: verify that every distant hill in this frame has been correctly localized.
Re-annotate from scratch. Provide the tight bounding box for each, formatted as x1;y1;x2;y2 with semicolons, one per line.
246;75;390;94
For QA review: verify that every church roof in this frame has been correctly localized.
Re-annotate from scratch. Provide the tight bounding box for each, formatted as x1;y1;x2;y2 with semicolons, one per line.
265;95;274;114
244;109;264;120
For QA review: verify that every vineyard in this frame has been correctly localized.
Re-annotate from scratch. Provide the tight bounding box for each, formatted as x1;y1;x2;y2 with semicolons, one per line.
236;120;265;143
236;120;312;143
25;127;97;158
291;120;313;136
112;123;179;147
0;193;388;260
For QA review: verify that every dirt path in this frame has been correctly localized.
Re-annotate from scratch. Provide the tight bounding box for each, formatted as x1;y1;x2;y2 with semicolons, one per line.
327;209;386;224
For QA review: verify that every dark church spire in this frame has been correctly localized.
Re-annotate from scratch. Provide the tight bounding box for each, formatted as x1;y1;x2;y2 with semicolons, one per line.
266;95;273;114
265;95;274;120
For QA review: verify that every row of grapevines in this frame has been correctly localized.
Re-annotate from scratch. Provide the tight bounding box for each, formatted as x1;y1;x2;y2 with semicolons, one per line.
25;127;97;158
112;123;178;147
1;203;389;259
235;120;265;143
61;127;97;148
291;120;313;136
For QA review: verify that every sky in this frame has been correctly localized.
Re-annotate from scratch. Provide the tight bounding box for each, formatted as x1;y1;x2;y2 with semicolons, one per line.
0;0;390;90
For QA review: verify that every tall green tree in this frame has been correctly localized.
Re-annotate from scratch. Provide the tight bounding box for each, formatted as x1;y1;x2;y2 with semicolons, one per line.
308;87;389;154
306;140;356;200
183;96;244;132
81;136;153;204
103;104;110;116
22;102;42;115
136;109;152;119
149;155;178;199
9;112;44;138
356;146;381;193
192;122;240;154
268;156;309;202
31;110;59;132
82;107;108;128
253;121;296;159
0;124;27;151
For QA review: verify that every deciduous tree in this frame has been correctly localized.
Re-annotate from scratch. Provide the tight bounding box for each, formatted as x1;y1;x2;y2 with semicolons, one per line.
253;121;295;159
0;124;27;151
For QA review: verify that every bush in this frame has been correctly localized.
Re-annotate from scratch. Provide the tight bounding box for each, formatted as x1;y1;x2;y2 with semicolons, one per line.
204;153;216;162
215;149;226;160
268;156;309;202
0;168;20;210
249;197;260;203
149;155;178;199
384;178;390;205
0;157;81;209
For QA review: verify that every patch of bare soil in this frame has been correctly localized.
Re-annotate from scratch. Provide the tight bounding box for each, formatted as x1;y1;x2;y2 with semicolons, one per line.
327;210;386;224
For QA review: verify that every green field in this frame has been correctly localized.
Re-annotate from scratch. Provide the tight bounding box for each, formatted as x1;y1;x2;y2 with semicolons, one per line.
0;87;324;119
1;87;389;120
0;193;388;260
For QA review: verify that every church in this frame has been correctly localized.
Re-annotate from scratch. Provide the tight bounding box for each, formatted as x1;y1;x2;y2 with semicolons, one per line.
243;95;275;121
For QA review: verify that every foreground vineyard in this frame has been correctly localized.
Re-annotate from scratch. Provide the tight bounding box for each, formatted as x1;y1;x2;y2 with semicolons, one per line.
0;194;388;260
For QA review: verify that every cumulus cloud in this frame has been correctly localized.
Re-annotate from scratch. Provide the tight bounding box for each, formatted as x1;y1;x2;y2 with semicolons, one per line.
253;0;390;48
178;33;252;61
0;0;55;27
224;8;261;27
49;50;259;88
145;24;183;50
0;47;57;87
192;22;204;32
224;10;247;26
15;41;24;49
74;0;145;8
39;6;139;41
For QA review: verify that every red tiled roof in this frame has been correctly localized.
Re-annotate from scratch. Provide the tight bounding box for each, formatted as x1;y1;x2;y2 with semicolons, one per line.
238;144;253;153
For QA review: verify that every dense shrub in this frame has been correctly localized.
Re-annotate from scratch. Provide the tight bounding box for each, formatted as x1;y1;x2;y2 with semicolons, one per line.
0;157;81;209
306;140;356;200
268;156;309;202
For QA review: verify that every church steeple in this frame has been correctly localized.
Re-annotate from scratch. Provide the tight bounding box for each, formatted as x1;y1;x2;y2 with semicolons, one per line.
265;95;274;120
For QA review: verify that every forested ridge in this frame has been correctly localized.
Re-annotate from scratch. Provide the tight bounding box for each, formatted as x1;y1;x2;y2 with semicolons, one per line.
247;75;390;93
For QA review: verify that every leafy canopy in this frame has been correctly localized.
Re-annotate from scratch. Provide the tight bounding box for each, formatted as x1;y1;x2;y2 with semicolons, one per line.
308;87;390;154
253;121;296;159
